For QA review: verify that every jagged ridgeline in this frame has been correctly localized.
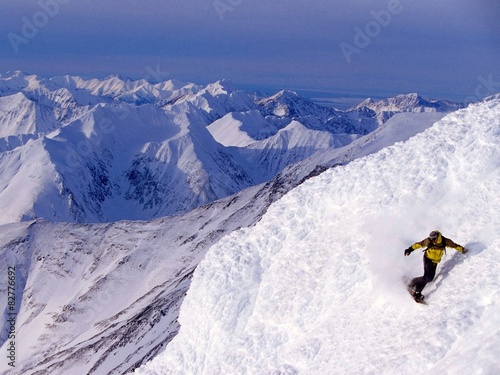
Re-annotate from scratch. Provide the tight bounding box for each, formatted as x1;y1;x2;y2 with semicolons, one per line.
0;72;463;225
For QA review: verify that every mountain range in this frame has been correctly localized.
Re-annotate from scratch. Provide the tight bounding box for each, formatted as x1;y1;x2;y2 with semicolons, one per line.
0;72;464;225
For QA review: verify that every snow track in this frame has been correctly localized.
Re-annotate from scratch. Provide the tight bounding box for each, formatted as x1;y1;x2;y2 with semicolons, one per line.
136;99;500;374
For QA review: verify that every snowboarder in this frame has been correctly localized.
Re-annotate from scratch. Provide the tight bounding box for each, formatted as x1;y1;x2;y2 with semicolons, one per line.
404;230;468;302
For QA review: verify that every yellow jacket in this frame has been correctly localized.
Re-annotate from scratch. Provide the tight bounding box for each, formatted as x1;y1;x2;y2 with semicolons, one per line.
410;231;465;263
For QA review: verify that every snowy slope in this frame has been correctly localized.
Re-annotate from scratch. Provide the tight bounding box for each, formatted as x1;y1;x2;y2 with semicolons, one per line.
135;99;500;375
206;110;275;147
0;93;36;137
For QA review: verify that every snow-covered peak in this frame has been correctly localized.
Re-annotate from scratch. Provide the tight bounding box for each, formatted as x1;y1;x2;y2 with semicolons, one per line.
484;93;500;102
0;71;200;107
266;89;300;101
172;79;254;119
258;89;332;118
352;92;464;114
203;79;236;96
206;110;275;147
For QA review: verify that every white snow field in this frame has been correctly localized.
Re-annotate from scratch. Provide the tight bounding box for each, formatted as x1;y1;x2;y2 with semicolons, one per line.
136;99;500;375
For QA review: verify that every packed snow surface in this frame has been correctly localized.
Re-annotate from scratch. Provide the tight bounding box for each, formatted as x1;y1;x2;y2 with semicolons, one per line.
136;100;500;374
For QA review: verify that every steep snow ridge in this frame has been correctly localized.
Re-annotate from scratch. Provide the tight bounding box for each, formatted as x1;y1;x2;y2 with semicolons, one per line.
0;93;36;137
207;110;276;147
0;90;78;138
136;99;500;374
0;138;64;223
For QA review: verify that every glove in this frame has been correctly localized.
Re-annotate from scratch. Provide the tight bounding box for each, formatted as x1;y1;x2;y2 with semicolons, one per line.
404;247;413;256
462;247;469;255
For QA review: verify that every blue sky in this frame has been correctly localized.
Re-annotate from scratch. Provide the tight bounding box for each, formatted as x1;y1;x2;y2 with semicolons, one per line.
0;0;499;103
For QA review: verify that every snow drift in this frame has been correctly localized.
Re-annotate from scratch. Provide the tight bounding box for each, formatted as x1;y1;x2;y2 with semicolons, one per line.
135;99;500;374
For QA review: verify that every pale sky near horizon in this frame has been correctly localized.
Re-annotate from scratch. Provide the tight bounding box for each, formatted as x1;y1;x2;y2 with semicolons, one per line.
0;0;499;102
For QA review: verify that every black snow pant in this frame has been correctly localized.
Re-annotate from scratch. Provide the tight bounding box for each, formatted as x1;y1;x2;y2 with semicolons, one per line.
410;255;438;293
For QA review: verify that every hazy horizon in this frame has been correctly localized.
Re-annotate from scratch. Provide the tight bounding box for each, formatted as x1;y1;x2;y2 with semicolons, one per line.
1;0;499;103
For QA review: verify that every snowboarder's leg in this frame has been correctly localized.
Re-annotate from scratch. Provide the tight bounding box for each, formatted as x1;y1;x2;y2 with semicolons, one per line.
409;255;437;294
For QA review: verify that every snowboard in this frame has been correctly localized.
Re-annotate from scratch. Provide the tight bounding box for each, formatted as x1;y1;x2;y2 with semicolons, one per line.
410;291;427;305
403;277;428;304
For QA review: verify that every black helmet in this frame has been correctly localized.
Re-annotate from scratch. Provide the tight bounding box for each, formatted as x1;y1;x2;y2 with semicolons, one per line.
429;231;440;240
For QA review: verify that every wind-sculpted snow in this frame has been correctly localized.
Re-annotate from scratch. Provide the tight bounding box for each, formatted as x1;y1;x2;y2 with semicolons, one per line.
136;99;500;375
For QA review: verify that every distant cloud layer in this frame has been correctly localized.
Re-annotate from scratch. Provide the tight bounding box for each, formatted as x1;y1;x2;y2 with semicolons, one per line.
1;0;499;100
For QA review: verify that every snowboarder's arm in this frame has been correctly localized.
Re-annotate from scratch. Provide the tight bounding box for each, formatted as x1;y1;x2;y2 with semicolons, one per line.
410;238;431;250
404;239;429;255
444;238;466;253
